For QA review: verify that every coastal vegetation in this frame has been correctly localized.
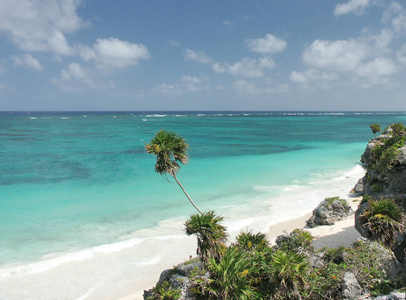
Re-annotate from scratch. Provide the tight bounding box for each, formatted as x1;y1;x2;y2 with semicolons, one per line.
370;123;381;137
146;130;203;214
146;126;406;300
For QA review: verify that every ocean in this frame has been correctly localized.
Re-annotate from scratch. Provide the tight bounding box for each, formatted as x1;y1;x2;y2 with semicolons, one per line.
0;111;405;299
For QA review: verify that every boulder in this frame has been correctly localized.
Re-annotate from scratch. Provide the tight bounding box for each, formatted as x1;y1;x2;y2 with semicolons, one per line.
306;197;353;228
353;178;364;193
342;272;362;300
143;258;207;300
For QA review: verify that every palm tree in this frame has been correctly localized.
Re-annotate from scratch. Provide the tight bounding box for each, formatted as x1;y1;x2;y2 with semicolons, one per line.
269;250;308;300
370;124;381;137
146;130;203;214
205;246;256;300
185;211;227;265
361;198;404;247
235;231;269;252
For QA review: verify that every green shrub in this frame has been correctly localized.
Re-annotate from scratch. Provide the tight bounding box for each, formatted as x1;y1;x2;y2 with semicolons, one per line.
370;124;381;137
235;231;269;252
147;281;181;300
306;240;399;299
372;184;383;193
361;199;404;247
276;228;314;253
391;123;405;136
269;250;308;300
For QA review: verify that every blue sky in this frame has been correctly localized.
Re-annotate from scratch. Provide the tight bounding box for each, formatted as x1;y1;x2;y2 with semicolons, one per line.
0;0;406;111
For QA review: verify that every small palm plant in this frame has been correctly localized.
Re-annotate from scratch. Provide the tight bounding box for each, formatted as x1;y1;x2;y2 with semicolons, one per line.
146;130;203;214
185;211;227;265
361;198;404;247
204;246;256;300
270;250;308;300
235;231;269;252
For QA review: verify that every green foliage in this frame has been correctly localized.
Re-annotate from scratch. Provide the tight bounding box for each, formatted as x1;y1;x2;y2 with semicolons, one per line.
324;246;346;264
370;123;381;137
146;130;189;177
235;231;269;252
147;281;181;300
306;240;399;299
276;228;314;253
203;246;257;300
369;136;405;175
361;199;404;247
391;122;405;136
372;184;383;193
185;211;227;265
269;250;308;300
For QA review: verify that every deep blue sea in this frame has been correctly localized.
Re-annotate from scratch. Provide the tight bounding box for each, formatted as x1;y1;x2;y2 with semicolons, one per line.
1;111;405;273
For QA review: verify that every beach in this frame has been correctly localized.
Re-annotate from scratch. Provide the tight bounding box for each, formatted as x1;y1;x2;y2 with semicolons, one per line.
0;166;365;300
2;112;401;300
125;196;363;300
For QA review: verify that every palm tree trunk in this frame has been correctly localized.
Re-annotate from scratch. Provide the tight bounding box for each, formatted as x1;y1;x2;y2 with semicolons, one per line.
173;174;203;215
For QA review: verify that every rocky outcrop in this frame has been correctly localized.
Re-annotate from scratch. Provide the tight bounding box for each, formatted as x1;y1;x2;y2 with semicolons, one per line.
342;272;362;300
359;135;406;202
306;197;353;228
355;129;406;267
143;258;207;300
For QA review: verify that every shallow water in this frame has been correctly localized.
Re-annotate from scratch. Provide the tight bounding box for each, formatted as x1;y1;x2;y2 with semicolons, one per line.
0;111;405;272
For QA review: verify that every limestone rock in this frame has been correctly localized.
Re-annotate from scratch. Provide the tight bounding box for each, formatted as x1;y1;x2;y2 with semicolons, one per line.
342;272;362;300
143;258;207;300
353;178;364;193
306;197;353;228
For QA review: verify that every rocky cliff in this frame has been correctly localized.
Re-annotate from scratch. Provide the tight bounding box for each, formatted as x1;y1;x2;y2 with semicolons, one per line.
354;125;406;270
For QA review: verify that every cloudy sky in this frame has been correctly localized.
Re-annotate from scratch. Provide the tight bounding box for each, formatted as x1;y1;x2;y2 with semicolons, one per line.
0;0;406;111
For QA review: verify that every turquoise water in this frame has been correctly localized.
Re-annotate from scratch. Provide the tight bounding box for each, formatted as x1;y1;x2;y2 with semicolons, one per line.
1;111;405;267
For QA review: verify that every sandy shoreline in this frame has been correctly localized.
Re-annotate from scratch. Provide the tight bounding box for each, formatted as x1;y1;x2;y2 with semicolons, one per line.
0;166;365;300
126;196;363;300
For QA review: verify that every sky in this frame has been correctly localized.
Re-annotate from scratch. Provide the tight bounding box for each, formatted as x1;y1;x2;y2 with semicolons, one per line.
0;0;406;111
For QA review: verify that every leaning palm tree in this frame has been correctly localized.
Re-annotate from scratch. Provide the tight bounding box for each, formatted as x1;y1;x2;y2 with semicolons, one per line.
185;211;227;265
146;130;203;214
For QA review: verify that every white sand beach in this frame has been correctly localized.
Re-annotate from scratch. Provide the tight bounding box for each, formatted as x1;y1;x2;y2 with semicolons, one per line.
126;196;363;300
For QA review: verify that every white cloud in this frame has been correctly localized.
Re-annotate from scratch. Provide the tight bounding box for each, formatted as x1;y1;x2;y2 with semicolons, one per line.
334;0;370;16
289;71;308;83
246;34;287;54
155;83;183;95
397;44;406;64
0;0;84;55
233;79;289;95
52;63;115;91
185;49;212;63
13;54;43;71
181;75;201;91
79;38;150;70
289;69;339;84
303;39;368;71
156;75;210;95
213;57;275;78
383;2;406;33
223;21;235;26
356;57;397;77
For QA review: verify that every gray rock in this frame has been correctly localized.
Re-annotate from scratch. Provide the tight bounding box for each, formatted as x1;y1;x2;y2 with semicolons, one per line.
306;197;353;228
342;272;362;300
374;291;405;300
353;178;364;193
143;258;207;300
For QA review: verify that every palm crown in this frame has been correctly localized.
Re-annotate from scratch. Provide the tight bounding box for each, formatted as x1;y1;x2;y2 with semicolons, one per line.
145;130;189;177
